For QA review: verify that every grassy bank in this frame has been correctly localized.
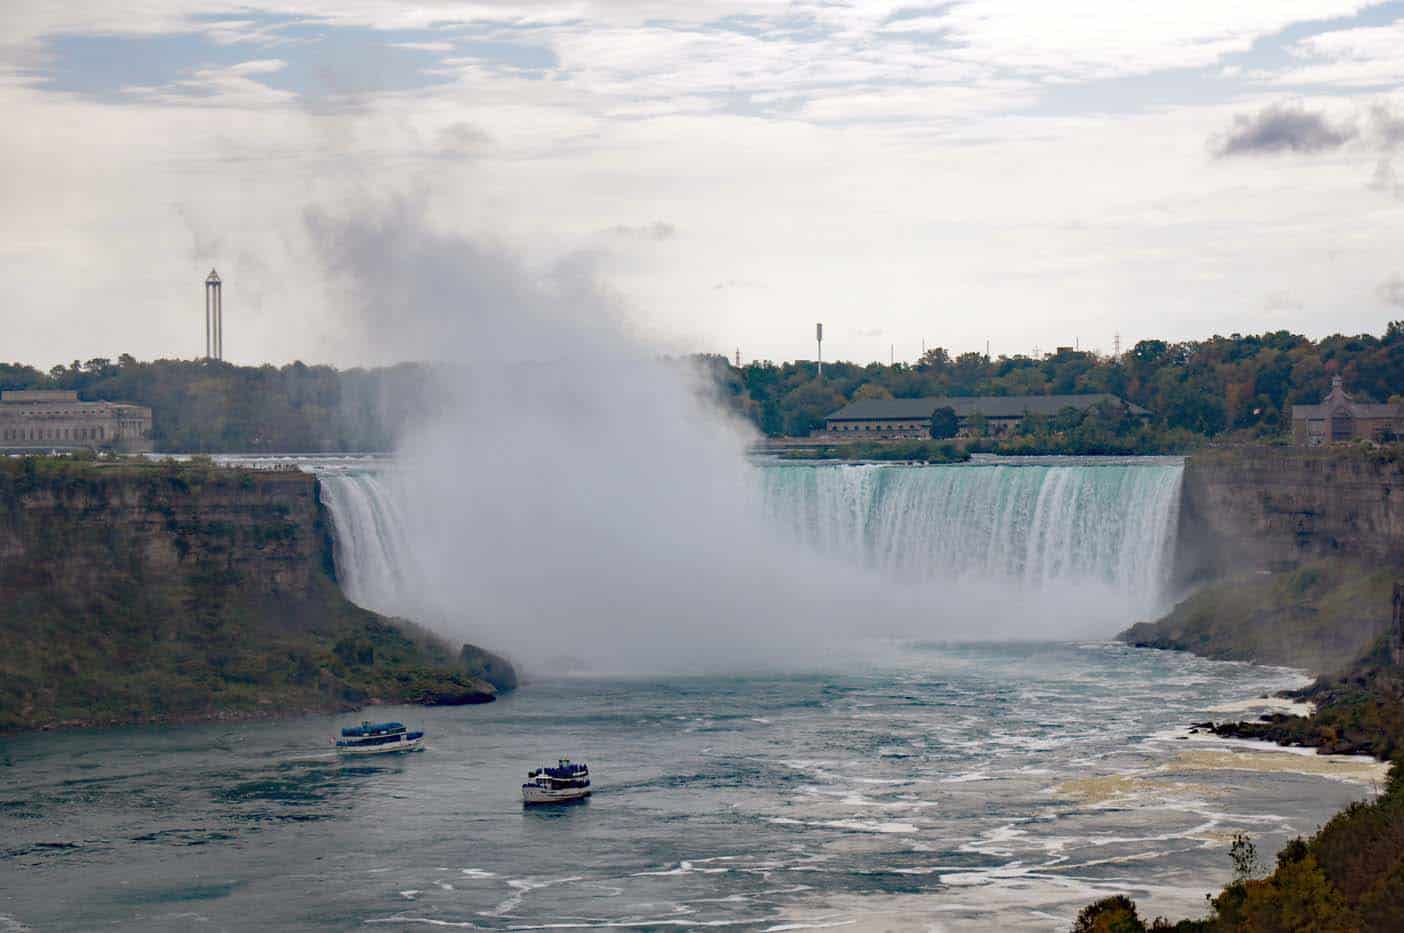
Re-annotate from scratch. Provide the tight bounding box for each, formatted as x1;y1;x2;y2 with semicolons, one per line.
1120;561;1397;674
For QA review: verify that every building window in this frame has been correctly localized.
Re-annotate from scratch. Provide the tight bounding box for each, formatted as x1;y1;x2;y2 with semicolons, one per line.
1331;413;1353;442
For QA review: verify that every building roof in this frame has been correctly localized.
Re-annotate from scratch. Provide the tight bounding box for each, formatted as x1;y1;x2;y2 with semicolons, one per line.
826;393;1148;422
1;390;79;402
0;391;149;415
1291;376;1402;420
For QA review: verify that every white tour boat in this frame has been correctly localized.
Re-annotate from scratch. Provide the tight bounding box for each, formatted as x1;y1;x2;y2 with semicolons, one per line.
334;721;425;755
522;759;591;804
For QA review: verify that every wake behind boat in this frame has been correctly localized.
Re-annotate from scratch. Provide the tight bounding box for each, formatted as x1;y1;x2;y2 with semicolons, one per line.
523;759;591;804
335;721;425;755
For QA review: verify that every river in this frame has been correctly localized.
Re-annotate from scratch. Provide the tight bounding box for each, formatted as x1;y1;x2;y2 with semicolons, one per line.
1;456;1383;930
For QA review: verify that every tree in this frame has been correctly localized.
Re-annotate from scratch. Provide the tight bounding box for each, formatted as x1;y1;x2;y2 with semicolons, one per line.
852;383;893;401
929;406;958;439
1231;833;1261;882
1071;895;1146;933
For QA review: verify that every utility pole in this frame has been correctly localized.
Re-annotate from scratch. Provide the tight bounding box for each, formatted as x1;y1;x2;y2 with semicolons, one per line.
890;344;894;366
816;323;823;380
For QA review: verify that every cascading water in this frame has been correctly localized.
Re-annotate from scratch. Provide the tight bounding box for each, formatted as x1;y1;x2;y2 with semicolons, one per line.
314;466;417;617
315;456;1185;633
761;458;1183;617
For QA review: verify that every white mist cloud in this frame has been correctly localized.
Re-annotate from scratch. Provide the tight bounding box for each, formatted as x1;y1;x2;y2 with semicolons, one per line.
308;197;1181;674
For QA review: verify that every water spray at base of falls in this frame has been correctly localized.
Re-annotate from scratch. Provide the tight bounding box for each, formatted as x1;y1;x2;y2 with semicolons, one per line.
315;458;1184;672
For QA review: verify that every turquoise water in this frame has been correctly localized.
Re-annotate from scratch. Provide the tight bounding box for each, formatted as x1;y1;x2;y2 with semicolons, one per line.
0;642;1375;931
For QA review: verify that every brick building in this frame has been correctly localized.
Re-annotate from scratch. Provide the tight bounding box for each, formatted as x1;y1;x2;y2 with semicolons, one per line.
1291;376;1402;446
0;390;153;452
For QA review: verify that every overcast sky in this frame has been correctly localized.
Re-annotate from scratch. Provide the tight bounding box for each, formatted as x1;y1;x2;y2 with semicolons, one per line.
3;1;1403;369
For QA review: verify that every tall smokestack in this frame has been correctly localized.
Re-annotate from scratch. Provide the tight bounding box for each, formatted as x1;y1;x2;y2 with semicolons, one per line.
816;322;823;379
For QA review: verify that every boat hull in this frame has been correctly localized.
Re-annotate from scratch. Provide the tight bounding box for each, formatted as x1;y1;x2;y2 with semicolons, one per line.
335;734;425;755
522;785;591;805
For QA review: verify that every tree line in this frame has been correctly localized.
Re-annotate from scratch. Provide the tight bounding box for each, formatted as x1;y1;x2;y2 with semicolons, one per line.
0;356;434;453
3;323;1399;453
704;322;1403;451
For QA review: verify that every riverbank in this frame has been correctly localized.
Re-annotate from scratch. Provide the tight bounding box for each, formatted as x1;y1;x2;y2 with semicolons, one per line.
1089;559;1404;929
0;457;514;733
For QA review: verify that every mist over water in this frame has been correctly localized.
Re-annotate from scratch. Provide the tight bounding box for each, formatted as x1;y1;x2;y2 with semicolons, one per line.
318;457;1184;672
310;202;1184;673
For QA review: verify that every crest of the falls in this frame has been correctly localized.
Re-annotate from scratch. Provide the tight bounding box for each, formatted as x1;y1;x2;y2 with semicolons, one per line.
315;457;1184;631
761;458;1183;617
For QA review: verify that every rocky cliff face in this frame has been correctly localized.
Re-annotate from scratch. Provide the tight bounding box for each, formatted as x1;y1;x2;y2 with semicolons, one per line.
0;460;328;596
0;458;512;732
1175;447;1402;585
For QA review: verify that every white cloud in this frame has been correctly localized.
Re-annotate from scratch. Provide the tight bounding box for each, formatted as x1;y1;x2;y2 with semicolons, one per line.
1269;19;1404;88
390;41;456;52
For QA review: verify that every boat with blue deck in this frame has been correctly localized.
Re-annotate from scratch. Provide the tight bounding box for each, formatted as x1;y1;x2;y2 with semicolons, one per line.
334;721;424;755
522;759;591;804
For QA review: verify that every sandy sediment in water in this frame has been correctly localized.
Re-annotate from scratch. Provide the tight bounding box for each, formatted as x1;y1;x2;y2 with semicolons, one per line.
1057;773;1220;805
1166;748;1389;783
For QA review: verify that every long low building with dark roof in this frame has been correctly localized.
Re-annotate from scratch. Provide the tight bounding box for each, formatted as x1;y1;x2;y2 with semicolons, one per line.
823;393;1150;438
0;390;153;452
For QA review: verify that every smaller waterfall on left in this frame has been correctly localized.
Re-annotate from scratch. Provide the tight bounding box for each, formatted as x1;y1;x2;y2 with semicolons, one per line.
314;464;415;617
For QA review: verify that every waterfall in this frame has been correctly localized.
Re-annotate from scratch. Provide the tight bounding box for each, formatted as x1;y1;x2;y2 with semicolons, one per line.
759;458;1183;617
315;467;416;617
316;457;1184;632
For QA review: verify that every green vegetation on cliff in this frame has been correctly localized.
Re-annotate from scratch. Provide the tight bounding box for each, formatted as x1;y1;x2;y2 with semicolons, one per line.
0;458;513;732
1120;561;1397;674
1211;634;1404;760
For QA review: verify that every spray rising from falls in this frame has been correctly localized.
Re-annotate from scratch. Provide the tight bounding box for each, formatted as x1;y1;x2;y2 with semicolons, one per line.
304;203;1183;671
316;457;1184;661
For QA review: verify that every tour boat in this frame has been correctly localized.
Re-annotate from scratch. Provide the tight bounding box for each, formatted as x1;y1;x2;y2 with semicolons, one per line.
522;759;591;804
334;721;425;755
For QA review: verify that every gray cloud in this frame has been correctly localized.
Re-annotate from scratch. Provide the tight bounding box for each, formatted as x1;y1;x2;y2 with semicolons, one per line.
1379;274;1404;309
1369;106;1404;199
436;121;492;159
605;221;677;241
1212;104;1356;157
1374;106;1404;146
